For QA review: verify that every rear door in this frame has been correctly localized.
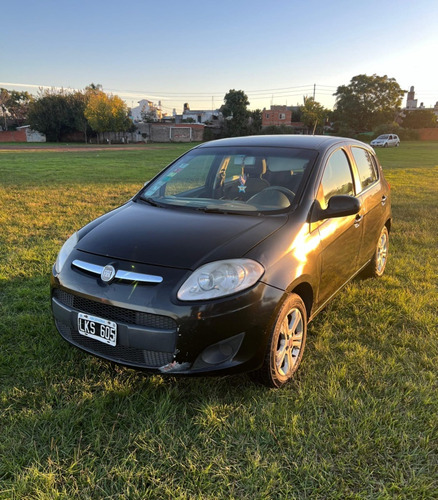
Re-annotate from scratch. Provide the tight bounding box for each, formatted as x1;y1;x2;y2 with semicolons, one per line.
350;146;388;267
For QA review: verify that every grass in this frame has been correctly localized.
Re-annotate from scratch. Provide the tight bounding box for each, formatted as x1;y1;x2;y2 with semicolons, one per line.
0;141;437;499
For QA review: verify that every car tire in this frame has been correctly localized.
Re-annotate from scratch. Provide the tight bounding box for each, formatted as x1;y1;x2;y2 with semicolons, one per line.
363;225;389;278
396;142;400;147
251;293;307;388
384;143;388;148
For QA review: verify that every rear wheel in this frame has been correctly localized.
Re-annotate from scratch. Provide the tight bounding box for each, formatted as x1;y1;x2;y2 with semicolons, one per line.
251;294;307;388
363;225;389;278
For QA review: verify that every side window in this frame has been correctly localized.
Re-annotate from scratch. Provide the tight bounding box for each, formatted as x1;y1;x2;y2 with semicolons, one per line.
320;149;354;209
351;147;378;191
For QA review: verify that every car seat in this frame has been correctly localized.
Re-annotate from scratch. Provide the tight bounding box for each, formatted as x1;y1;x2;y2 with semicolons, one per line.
225;158;270;200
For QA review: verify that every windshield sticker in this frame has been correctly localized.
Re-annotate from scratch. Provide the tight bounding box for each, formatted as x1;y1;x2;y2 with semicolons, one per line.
144;162;189;196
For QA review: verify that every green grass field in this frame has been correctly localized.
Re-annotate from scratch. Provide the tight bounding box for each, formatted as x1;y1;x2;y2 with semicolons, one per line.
1;141;437;499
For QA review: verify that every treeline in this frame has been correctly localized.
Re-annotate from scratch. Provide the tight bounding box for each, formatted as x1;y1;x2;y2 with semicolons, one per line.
0;84;133;142
331;74;437;139
220;75;437;140
1;74;436;142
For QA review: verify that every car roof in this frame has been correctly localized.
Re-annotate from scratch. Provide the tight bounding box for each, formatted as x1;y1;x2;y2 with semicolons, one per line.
197;134;370;153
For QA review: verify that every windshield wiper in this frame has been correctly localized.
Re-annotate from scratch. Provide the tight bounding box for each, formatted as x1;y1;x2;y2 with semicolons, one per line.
197;206;260;216
141;197;162;207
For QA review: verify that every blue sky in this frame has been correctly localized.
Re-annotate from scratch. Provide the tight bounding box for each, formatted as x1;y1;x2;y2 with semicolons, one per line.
2;0;437;114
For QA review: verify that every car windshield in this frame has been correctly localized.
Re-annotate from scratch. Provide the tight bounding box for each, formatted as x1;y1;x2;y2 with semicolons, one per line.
141;146;318;213
377;135;389;139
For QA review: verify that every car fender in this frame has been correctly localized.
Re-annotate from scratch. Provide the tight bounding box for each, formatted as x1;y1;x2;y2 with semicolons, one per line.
252;223;321;304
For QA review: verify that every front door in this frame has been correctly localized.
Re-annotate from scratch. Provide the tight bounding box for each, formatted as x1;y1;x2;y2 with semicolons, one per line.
315;148;363;306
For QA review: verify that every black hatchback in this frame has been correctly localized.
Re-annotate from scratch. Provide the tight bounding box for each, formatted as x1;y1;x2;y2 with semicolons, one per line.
51;135;391;387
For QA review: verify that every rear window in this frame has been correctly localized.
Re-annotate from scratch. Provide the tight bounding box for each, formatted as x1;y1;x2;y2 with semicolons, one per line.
351;147;378;191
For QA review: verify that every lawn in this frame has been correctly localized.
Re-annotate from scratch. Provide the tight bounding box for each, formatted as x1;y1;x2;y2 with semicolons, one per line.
0;141;437;499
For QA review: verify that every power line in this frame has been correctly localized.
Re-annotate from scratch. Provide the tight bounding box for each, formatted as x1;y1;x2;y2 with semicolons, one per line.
106;83;323;97
3;81;435;109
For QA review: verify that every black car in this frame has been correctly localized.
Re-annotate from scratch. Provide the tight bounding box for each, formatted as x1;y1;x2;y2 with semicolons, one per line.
51;135;391;387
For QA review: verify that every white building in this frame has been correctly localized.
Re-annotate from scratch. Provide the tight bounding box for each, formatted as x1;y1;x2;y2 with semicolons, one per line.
17;125;46;142
181;103;222;124
404;86;438;118
130;99;163;122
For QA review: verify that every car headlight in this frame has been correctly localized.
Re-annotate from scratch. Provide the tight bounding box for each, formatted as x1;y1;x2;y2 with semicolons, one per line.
54;232;78;274
177;259;264;301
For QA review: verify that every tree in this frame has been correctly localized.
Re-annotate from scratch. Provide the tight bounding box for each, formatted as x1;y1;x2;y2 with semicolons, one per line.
0;88;33;130
85;83;103;94
401;109;437;129
334;74;406;133
68;91;92;143
248;109;262;135
27;89;82;141
221;89;250;137
301;97;329;134
84;92;130;142
142;110;158;122
0;88;8;130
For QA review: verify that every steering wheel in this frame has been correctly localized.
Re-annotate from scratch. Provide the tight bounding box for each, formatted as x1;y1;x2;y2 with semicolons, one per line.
248;186;295;205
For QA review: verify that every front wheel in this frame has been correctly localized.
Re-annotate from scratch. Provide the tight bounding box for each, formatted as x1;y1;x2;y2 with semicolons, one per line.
251;294;307;388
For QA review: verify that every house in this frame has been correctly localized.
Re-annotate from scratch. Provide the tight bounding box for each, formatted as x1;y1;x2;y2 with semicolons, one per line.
180;103;222;124
397;86;438;140
262;105;292;127
130;99;164;122
404;86;438;118
261;104;308;133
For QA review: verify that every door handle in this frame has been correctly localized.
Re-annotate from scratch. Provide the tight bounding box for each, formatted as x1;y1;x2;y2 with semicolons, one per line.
354;214;363;228
381;195;387;206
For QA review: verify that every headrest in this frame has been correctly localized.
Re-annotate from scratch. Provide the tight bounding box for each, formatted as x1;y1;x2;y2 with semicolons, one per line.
245;158;266;177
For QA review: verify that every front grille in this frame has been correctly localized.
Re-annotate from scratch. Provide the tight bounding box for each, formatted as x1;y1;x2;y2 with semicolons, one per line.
53;288;176;330
56;320;173;367
53;288;177;368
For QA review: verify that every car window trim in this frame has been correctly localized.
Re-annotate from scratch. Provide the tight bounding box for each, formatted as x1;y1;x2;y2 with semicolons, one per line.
318;147;357;206
349;146;380;194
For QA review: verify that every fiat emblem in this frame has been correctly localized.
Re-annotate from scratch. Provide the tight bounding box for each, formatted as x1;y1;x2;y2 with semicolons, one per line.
101;264;116;283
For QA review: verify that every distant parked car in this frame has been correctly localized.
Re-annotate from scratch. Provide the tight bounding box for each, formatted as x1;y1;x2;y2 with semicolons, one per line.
371;134;400;147
51;135;391;387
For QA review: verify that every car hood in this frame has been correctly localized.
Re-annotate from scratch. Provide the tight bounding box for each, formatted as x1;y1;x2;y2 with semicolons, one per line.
77;201;288;270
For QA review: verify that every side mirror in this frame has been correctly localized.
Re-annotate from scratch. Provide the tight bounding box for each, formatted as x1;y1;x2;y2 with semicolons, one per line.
311;195;361;222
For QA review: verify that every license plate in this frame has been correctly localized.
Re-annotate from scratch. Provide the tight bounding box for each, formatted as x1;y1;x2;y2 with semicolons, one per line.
77;312;117;346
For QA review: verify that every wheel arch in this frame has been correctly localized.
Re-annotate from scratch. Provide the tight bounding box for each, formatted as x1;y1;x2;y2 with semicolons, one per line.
290;281;314;321
385;217;392;233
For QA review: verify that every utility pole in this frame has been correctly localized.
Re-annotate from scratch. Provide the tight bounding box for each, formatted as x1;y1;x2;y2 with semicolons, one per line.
313;83;316;100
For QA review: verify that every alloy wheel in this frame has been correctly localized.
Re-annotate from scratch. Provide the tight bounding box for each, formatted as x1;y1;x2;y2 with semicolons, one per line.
275;308;304;378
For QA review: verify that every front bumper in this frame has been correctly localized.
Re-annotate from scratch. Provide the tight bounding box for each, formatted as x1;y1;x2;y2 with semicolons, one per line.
51;252;285;375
